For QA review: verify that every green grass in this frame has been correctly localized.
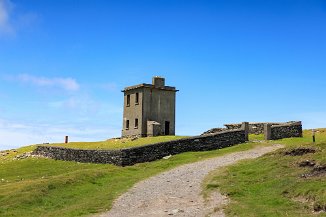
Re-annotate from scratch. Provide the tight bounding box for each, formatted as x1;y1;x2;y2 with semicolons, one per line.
204;129;326;217
47;135;187;150
0;137;268;217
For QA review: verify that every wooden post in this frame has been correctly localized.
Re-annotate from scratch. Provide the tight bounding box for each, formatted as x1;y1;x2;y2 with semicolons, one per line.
312;129;316;143
65;136;69;143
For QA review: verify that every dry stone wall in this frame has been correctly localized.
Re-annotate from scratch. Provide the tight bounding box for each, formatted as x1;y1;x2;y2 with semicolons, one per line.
224;122;282;134
270;122;303;140
33;129;245;166
206;121;303;140
33;146;124;165
119;129;245;166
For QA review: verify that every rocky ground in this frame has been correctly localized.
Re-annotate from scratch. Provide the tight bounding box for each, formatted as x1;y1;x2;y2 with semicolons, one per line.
97;144;283;217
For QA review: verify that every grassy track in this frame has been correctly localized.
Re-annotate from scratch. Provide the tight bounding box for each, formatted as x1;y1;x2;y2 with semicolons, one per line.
204;129;326;217
0;136;267;217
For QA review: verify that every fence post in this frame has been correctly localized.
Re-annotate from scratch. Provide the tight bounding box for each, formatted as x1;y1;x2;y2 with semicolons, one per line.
241;122;249;141
264;124;272;140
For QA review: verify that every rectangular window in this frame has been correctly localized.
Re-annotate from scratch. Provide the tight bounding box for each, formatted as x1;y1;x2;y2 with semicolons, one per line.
126;95;130;107
135;93;139;104
135;118;138;129
126;120;129;130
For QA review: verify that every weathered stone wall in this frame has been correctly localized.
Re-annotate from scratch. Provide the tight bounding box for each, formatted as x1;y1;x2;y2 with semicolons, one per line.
270;122;303;140
33;146;124;165
119;130;245;166
33;129;245;166
201;128;229;135
224;122;292;134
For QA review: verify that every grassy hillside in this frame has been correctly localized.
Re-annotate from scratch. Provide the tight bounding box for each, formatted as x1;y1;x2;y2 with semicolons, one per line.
0;136;267;217
47;136;187;150
2;131;325;216
204;129;326;217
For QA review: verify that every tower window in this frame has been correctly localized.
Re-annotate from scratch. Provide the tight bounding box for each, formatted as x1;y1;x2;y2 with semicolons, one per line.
126;95;130;107
135;118;138;128
126;120;129;130
135;93;139;104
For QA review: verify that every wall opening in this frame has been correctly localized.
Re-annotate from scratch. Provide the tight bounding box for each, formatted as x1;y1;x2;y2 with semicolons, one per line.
135;118;138;129
126;120;129;130
126;95;130;106
165;121;170;135
135;93;139;104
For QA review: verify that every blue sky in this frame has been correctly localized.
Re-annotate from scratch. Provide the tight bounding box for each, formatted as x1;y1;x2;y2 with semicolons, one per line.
0;0;325;150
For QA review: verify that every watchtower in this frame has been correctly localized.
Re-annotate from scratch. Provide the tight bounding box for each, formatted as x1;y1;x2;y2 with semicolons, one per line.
121;76;178;137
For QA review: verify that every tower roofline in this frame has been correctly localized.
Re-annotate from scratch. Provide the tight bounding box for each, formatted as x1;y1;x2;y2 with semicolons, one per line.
121;83;179;92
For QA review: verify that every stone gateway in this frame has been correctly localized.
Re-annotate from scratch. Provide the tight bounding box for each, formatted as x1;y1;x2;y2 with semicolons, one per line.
121;76;178;138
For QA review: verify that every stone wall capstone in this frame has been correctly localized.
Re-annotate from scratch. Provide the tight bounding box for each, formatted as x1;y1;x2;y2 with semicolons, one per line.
33;129;246;166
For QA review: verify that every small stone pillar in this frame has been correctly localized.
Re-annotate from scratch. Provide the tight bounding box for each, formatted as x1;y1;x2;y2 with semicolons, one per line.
241;122;249;141
65;136;69;143
147;121;161;137
264;124;272;140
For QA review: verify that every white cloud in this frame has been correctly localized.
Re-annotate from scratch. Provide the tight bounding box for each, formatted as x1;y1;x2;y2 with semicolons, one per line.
48;96;101;115
0;0;14;36
17;74;80;91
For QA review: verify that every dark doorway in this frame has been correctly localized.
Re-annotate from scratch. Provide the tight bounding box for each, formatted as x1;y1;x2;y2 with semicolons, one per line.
165;121;170;135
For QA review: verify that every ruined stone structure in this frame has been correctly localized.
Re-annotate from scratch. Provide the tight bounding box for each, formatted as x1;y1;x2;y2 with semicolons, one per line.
223;121;301;135
121;76;178;137
203;121;302;140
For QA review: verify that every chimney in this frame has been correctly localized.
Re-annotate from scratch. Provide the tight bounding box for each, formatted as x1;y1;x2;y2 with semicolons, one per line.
152;76;165;88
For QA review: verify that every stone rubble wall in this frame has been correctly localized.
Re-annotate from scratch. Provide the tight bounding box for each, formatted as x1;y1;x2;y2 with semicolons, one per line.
270;121;303;140
33;146;124;165
224;122;295;135
33;129;245;166
201;128;229;135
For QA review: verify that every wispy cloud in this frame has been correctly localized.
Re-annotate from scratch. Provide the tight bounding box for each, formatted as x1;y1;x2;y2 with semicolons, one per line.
48;96;100;113
0;0;39;37
0;0;14;36
16;74;80;91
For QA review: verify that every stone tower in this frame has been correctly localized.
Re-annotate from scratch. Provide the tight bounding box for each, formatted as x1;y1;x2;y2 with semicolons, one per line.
121;76;178;137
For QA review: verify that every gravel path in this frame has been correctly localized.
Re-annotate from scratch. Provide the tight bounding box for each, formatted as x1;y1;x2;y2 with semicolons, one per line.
98;144;283;217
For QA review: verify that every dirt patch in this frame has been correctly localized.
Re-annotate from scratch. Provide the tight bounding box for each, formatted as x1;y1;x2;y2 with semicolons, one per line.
311;165;326;176
314;203;326;213
298;160;316;167
284;148;316;156
301;164;326;178
290;196;326;214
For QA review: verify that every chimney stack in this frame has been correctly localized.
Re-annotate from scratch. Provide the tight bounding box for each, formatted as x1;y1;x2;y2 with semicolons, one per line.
152;76;165;88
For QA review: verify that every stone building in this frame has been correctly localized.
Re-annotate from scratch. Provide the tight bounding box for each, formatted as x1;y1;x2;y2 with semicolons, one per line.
121;76;178;137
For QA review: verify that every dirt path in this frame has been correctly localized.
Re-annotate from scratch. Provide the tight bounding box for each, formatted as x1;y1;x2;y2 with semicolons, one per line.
98;144;283;217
